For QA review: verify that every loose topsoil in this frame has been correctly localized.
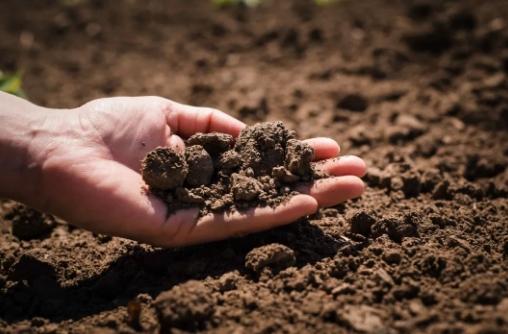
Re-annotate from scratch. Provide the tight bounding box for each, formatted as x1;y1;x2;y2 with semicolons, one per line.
1;0;508;333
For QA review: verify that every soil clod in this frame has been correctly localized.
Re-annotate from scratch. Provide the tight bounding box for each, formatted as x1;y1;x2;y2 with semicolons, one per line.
184;145;214;187
141;147;188;190
154;280;216;331
337;93;369;112
187;132;234;157
244;243;296;274
4;204;55;240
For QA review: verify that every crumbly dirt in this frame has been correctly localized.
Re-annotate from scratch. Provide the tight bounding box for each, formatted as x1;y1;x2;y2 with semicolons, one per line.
143;121;316;216
1;0;508;333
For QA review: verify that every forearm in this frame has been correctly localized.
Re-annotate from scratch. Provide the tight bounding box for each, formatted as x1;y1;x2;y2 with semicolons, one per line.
0;92;48;203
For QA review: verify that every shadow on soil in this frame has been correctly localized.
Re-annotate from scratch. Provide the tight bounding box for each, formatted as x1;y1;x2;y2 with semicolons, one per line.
0;218;347;323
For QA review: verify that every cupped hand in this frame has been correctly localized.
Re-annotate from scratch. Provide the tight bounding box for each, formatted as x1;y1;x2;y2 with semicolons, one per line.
34;96;366;247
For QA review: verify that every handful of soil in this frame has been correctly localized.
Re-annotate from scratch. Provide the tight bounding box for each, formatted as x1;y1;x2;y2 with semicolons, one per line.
141;121;320;216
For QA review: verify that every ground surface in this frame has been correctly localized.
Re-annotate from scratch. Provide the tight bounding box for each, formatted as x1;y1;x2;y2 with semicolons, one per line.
1;0;508;333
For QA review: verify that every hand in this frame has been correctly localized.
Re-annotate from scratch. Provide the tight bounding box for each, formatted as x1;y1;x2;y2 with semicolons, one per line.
25;96;366;247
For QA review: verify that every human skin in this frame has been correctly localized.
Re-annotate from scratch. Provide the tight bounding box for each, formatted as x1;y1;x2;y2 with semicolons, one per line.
0;92;366;247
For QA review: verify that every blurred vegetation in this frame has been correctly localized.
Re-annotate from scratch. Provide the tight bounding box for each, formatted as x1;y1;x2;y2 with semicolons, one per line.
213;0;262;7
0;71;26;97
213;0;341;7
314;0;341;5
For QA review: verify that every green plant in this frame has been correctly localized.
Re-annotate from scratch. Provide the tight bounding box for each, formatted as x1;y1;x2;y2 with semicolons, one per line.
0;71;26;97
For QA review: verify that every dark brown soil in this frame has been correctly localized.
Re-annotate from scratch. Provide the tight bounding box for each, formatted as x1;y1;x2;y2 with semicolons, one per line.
143;121;316;215
1;0;508;333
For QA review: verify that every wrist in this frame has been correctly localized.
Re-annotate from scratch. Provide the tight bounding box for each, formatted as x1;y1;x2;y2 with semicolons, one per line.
0;92;57;206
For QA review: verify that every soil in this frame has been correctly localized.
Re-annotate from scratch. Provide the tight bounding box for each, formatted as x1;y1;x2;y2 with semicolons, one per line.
1;0;508;333
143;121;316;216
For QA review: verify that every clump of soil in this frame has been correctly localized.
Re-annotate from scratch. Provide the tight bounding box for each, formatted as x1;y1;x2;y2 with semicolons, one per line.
141;148;188;190
141;121;318;216
3;204;55;240
244;243;296;274
154;280;216;332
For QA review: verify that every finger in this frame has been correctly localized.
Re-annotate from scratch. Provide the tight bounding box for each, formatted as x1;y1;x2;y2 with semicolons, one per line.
296;175;365;207
167;134;185;154
313;155;367;177
165;101;246;138
303;137;340;161
159;194;318;247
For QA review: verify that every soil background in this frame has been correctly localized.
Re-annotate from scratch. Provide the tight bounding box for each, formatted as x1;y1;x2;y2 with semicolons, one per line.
1;0;508;333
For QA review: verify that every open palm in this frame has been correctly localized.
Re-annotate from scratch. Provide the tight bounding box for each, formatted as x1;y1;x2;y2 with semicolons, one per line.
37;96;366;247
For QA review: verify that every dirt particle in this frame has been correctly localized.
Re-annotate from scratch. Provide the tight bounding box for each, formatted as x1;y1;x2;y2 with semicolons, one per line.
272;166;300;184
432;180;453;200
448;9;477;31
285;138;314;178
372;216;418;243
175;187;205;204
154;280;216;331
349;211;376;237
401;173;422;198
337;93;369;112
383;250;402;265
186;132;234;157
8;253;56;282
462;276;507;305
141;147;188;190
127;300;142;330
408;2;433;20
464;154;506;181
216;150;241;172
235;121;295;175
5;204;55;240
244;243;296;274
217;271;239;292
404;25;453;54
339;305;386;333
184;145;214;187
416;254;447;278
386;115;426;144
231;173;263;202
